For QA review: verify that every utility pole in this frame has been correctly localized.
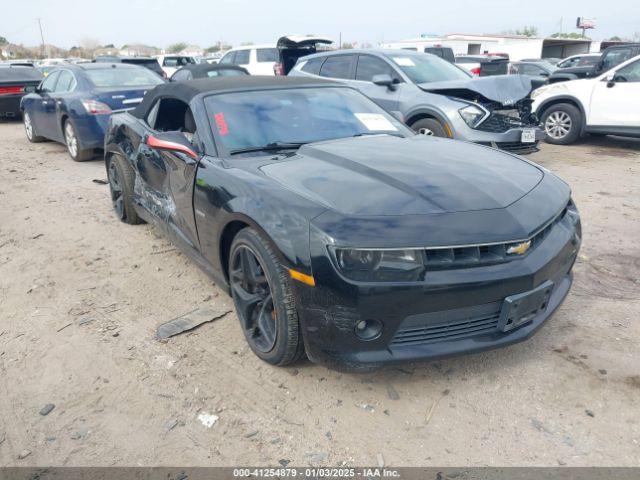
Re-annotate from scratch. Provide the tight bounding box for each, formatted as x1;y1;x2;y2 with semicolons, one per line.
37;18;45;59
339;32;342;49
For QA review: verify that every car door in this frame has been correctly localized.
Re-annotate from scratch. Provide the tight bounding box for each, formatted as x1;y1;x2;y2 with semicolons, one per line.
32;70;60;138
48;69;77;142
588;59;640;127
348;54;402;114
136;97;201;248
232;49;252;73
595;47;635;76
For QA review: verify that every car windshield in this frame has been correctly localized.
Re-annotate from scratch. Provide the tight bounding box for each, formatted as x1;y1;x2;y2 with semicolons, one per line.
204;87;407;153
536;61;558;72
85;67;164;87
207;69;246;77
388;52;470;83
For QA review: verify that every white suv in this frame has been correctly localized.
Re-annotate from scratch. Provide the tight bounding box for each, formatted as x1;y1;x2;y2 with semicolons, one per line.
532;55;640;144
218;45;279;75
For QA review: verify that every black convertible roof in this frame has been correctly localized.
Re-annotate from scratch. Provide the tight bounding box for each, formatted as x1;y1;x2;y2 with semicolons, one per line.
175;63;249;77
132;75;338;119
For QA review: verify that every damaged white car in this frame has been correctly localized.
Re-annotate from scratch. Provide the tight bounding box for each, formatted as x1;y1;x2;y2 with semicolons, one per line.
290;49;544;154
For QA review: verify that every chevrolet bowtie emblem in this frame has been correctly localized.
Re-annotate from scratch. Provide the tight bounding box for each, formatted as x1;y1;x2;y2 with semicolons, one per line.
507;240;532;255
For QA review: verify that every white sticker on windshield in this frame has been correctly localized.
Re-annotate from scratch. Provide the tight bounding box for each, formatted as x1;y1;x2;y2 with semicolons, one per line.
354;113;398;131
393;57;416;67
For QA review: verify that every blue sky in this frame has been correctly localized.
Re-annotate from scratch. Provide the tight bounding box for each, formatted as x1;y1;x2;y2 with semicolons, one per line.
2;0;639;48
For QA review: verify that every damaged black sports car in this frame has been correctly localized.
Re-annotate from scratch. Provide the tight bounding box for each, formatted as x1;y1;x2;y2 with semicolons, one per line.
105;76;581;371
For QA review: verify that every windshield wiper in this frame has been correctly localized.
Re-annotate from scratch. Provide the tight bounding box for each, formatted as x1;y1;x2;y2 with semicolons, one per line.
351;132;405;138
229;141;308;155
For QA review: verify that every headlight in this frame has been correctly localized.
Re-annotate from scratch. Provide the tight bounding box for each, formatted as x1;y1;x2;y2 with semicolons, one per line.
458;104;486;128
331;248;425;282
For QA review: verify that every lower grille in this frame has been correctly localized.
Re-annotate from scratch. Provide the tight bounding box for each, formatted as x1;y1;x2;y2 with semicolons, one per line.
479;141;540;155
391;310;501;347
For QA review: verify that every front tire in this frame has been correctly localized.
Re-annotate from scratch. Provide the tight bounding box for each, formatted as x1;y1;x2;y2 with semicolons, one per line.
411;117;448;137
23;111;46;143
541;103;582;145
229;228;305;366
63;119;94;161
106;154;143;225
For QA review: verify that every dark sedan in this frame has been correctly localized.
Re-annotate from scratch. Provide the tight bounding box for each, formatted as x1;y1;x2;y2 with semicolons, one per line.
170;64;249;81
104;77;581;371
20;63;163;161
0;65;42;119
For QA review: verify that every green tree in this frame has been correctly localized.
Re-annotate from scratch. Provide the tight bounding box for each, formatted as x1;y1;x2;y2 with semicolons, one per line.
167;42;187;53
516;26;538;37
341;42;354;49
0;36;7;44
103;43;115;48
550;32;589;39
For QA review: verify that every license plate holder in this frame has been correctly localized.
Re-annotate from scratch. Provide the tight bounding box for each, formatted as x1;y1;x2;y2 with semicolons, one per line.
521;128;536;143
498;280;553;332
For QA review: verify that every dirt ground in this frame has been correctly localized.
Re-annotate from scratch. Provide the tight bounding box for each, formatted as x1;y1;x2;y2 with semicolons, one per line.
0;120;638;467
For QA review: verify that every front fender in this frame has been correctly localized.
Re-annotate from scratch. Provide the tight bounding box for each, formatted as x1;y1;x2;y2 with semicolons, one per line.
535;95;587;133
193;161;327;288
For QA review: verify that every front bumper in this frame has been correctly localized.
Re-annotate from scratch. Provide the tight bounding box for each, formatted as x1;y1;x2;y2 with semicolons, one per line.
449;116;544;155
296;210;580;371
74;114;110;150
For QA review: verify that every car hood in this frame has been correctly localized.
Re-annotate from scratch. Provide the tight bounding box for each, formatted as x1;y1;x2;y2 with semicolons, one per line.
259;135;543;216
418;74;533;105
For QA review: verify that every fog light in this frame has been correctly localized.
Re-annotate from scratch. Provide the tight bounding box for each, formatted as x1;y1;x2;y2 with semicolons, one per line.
354;319;383;341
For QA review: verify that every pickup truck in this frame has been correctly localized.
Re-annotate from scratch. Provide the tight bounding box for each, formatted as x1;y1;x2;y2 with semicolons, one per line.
549;43;640;83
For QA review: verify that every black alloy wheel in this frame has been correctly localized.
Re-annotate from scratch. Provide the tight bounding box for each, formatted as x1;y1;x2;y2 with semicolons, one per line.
230;245;277;353
228;228;305;365
108;159;125;220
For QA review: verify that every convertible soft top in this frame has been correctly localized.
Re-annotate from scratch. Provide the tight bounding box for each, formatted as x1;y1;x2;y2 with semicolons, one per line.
176;64;249;76
132;75;338;119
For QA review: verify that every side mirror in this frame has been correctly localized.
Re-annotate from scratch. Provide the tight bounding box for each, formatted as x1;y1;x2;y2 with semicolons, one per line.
372;74;398;90
145;132;198;159
605;73;616;88
24;85;38;94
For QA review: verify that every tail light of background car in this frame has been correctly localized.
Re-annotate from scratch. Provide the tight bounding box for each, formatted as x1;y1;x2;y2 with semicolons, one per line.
273;63;285;76
0;86;25;95
81;99;112;115
470;67;481;76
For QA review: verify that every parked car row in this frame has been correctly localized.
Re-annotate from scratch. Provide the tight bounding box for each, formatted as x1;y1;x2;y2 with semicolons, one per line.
11;37;640;159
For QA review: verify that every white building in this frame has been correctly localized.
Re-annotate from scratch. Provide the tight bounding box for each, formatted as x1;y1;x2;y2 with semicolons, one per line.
383;33;593;61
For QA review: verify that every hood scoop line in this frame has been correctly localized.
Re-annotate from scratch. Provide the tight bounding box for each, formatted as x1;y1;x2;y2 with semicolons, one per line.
302;144;448;213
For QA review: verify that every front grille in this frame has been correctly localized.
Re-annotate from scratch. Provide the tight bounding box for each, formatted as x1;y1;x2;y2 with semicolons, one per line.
391;309;501;346
422;204;568;271
477;111;528;133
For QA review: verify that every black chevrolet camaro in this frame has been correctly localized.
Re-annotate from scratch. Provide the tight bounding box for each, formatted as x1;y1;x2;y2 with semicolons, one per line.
104;76;581;371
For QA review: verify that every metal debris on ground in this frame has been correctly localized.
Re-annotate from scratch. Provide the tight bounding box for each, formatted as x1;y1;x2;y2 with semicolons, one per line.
386;384;400;400
156;307;231;340
39;403;55;416
92;179;108;185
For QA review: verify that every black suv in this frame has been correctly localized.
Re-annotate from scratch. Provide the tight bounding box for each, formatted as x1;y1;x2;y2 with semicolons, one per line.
549;43;640;83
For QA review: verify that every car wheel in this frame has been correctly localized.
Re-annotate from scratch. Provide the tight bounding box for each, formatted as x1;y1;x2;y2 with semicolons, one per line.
63;119;94;161
106;154;143;225
229;228;305;366
23;111;45;143
411;118;448;137
541;103;581;145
